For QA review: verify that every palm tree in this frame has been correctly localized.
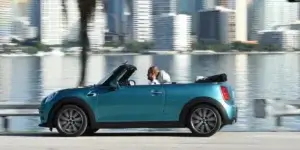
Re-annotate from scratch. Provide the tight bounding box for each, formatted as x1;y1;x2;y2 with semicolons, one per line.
61;0;107;86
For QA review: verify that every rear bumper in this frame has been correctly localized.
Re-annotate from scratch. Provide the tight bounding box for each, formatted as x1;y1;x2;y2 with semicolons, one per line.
229;106;238;124
223;106;238;125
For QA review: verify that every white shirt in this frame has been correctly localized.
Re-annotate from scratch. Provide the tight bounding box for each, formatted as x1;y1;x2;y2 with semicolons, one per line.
149;70;171;85
157;70;171;84
149;79;160;85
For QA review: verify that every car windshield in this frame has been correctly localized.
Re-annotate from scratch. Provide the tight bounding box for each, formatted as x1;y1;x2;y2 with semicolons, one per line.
97;67;117;85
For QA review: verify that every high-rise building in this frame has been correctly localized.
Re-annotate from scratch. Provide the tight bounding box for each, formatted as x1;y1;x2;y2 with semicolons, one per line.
178;0;190;14
218;0;235;9
12;0;29;18
41;0;106;47
125;0;153;42
0;0;13;42
192;0;217;34
218;0;229;7
249;0;299;40
197;6;236;44
173;14;191;51
8;0;40;40
41;0;65;45
153;0;178;15
106;0;123;34
152;0;191;51
29;0;41;39
247;0;253;40
153;13;191;51
235;0;247;41
258;29;300;51
11;0;36;39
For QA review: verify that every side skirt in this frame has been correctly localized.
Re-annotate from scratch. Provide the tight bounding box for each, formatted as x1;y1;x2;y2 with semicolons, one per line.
94;121;185;129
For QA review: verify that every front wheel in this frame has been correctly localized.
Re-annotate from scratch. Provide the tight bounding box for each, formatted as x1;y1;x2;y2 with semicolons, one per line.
187;104;222;137
55;105;88;137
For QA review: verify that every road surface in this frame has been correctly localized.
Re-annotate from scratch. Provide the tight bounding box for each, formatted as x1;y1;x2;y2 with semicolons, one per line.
0;132;299;150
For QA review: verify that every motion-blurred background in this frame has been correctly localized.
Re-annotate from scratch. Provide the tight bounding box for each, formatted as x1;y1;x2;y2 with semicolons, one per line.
0;0;300;133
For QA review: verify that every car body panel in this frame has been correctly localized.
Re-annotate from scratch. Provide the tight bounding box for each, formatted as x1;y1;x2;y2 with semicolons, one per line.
96;84;165;122
39;86;98;125
38;63;238;130
162;83;230;121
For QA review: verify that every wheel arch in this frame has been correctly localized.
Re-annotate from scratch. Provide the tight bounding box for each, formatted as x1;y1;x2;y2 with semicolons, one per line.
179;97;229;125
47;97;97;128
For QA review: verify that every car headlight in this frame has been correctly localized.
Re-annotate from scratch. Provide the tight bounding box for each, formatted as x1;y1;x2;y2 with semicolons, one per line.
45;92;58;103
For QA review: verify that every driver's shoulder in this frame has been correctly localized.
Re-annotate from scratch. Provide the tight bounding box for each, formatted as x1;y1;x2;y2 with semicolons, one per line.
160;70;169;75
160;70;171;78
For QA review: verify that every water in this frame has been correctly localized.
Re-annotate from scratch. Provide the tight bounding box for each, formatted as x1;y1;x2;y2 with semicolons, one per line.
0;53;300;132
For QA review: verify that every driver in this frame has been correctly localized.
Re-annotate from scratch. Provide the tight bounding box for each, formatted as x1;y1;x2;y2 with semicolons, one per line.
147;66;171;85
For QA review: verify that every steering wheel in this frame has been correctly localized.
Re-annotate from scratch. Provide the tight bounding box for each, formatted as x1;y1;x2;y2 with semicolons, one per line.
128;79;136;86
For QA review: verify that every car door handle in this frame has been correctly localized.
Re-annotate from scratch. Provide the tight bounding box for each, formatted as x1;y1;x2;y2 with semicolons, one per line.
151;90;163;95
87;91;97;97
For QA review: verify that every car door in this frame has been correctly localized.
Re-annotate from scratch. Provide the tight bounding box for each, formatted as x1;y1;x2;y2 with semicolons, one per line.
96;84;165;122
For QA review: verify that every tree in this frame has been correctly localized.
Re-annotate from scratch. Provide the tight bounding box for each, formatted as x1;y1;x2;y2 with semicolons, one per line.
61;0;106;86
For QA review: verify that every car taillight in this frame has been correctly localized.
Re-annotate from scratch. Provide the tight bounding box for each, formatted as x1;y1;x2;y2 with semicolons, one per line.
220;86;230;101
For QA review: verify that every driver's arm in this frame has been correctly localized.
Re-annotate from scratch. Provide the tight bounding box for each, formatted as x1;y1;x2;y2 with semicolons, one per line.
149;79;160;85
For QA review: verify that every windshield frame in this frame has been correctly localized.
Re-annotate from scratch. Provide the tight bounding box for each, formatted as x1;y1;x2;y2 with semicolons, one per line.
97;68;117;85
96;64;137;86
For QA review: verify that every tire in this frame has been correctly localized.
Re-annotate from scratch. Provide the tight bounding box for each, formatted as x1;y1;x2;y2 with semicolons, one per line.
55;105;88;137
187;104;222;137
83;128;99;136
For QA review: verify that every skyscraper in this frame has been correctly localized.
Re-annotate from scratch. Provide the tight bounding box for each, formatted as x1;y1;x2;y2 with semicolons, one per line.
152;0;178;14
153;13;191;51
249;0;299;40
235;0;247;41
192;0;217;34
41;0;106;47
106;0;123;34
0;0;12;42
11;0;38;39
152;0;191;51
126;0;153;42
29;0;41;39
218;0;235;9
198;6;236;44
218;0;229;7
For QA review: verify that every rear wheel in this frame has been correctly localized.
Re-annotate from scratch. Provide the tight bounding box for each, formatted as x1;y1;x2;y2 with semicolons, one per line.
55;105;88;137
187;104;222;137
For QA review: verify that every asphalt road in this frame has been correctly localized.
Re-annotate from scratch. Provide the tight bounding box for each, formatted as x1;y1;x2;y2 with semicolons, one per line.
0;132;299;150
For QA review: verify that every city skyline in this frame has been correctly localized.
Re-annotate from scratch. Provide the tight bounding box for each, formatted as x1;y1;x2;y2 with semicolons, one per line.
0;0;300;51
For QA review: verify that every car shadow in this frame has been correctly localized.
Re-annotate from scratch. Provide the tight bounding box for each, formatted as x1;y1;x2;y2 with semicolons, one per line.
0;132;200;137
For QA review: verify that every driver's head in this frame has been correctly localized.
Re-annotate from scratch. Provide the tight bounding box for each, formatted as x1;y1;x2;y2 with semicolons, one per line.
147;66;159;81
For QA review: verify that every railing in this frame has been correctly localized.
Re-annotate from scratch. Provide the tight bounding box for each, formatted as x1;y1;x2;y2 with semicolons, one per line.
253;98;300;127
0;103;40;132
1;99;300;132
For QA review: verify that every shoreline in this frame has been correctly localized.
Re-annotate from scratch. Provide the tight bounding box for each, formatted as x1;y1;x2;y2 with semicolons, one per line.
1;49;300;57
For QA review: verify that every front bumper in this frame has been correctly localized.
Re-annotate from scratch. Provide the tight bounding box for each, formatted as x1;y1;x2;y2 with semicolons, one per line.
39;123;48;127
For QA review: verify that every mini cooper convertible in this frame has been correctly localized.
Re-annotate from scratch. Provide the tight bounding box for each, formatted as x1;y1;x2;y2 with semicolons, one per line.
39;63;238;137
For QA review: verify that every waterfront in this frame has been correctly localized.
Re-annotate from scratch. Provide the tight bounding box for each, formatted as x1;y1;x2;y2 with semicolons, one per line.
0;53;300;132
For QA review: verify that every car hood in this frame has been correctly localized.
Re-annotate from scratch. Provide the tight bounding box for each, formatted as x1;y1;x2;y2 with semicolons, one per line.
61;85;94;92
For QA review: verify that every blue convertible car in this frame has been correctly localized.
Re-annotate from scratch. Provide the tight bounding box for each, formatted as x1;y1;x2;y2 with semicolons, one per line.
39;63;238;137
